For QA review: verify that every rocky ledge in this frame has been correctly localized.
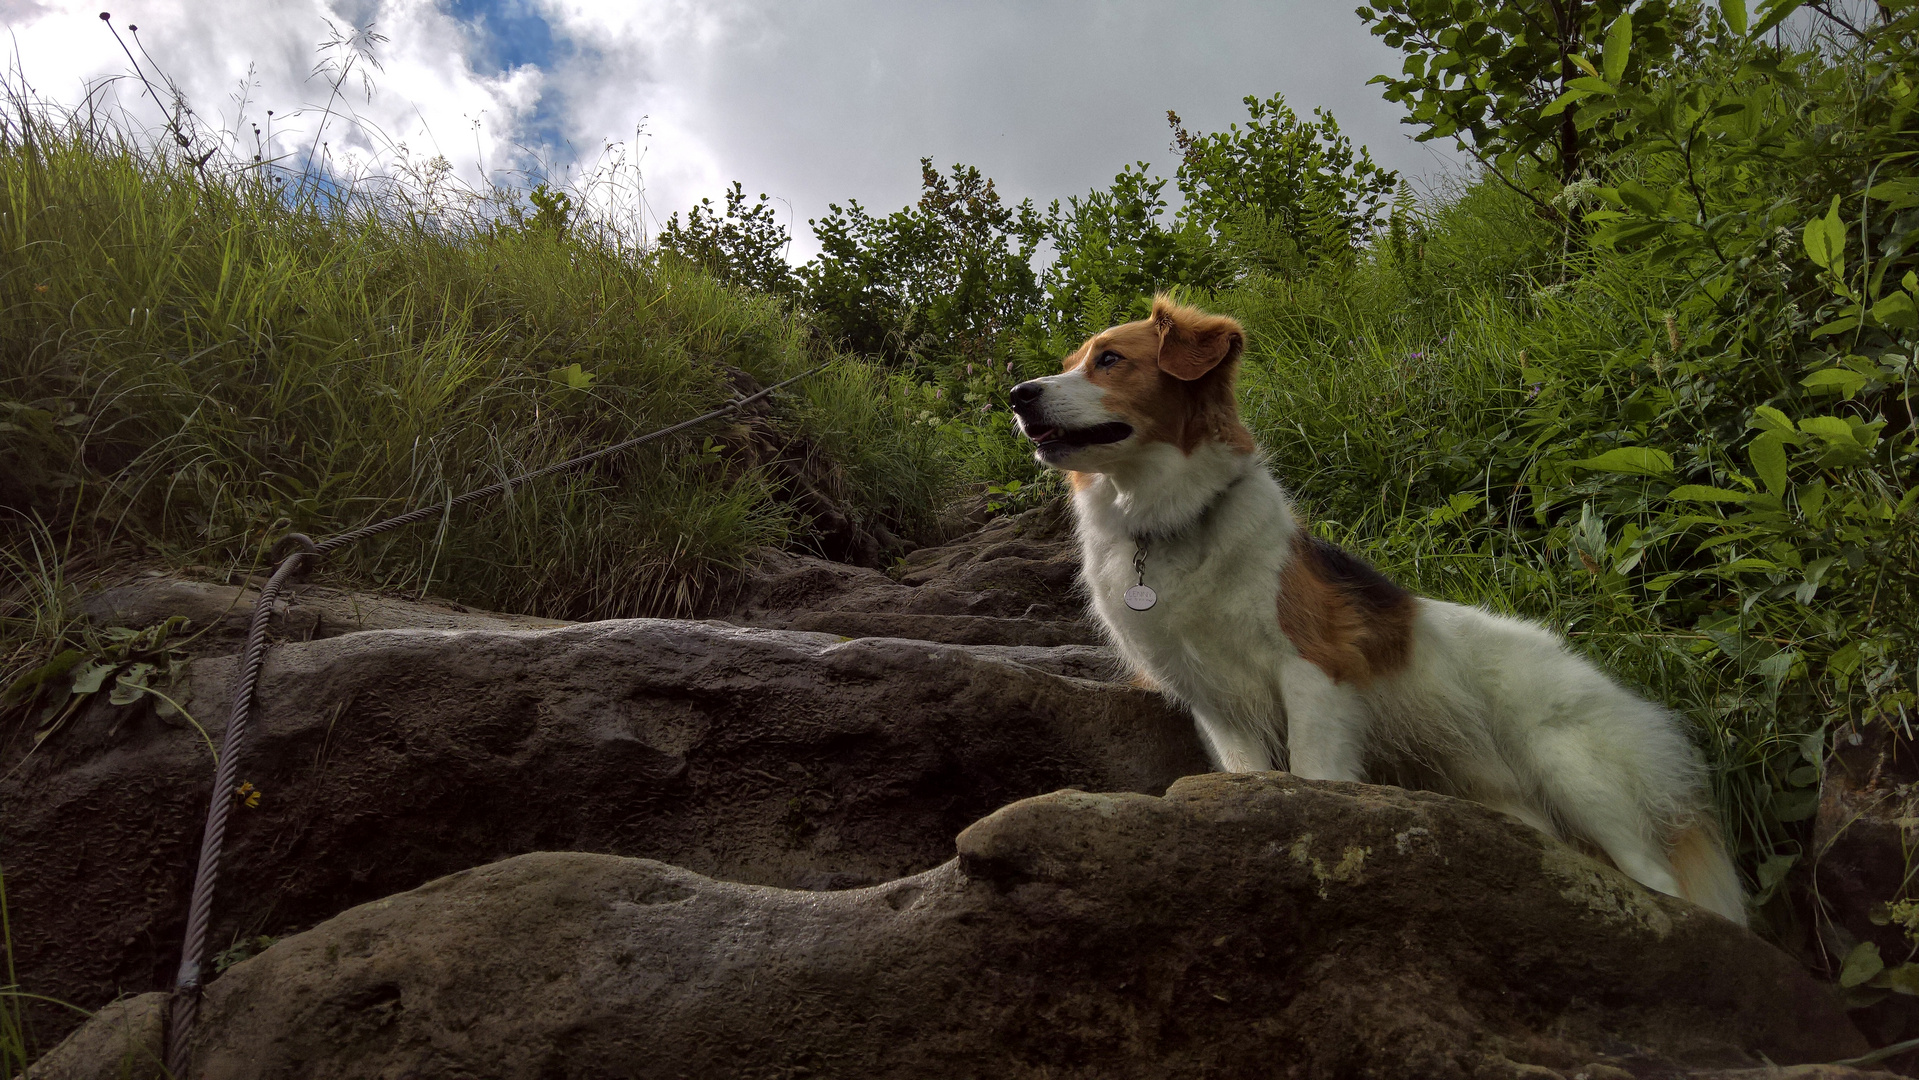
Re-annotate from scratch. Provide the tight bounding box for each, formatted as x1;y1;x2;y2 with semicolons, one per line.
36;773;1877;1079
1;619;1203;1048
7;507;1893;1078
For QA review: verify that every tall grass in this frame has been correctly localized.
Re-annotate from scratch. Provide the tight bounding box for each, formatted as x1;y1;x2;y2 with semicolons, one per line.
0;88;951;623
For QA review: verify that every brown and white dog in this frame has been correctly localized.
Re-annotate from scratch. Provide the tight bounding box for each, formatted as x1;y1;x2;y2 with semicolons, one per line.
1008;295;1745;924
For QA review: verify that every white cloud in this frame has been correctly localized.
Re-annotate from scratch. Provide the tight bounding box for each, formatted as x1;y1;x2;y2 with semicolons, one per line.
6;0;551;193
541;0;1464;258
4;0;1460;257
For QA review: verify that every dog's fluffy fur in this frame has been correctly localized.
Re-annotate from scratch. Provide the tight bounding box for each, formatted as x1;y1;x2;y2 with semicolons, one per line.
1008;295;1746;925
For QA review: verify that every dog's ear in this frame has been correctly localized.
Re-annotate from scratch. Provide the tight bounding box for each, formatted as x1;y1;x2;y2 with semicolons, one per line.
1153;295;1244;381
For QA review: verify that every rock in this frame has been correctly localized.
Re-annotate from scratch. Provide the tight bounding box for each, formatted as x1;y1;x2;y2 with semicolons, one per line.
1812;716;1919;1071
76;502;1094;653
134;773;1861;1079
726;501;1099;647
1;619;1205;1049
77;573;570;654
22;991;167;1080
1687;1069;1905;1080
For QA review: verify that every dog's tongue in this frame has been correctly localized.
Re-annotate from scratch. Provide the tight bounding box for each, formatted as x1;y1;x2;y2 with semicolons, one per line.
1030;426;1061;444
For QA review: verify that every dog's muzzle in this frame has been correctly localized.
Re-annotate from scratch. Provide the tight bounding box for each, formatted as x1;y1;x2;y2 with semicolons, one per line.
1008;380;1132;459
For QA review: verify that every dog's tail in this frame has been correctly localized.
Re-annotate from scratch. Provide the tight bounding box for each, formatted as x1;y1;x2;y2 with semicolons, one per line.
1670;818;1746;926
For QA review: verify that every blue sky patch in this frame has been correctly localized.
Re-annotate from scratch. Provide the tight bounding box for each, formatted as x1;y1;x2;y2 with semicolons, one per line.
445;0;564;75
441;0;572;155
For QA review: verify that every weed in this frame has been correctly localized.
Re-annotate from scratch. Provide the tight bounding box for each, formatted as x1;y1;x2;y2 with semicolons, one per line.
213;934;278;974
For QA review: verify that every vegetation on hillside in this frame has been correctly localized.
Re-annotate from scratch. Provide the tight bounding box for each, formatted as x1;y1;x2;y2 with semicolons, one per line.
0;92;951;624
1;2;1916;1059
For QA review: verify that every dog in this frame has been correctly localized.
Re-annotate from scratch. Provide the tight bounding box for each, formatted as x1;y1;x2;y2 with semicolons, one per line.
1007;295;1746;925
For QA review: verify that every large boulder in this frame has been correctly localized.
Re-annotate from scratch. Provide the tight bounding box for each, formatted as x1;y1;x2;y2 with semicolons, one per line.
69;773;1868;1079
1;619;1206;1046
24;992;169;1080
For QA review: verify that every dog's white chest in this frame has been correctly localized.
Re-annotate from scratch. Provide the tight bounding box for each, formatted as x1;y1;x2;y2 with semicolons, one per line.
1077;477;1296;714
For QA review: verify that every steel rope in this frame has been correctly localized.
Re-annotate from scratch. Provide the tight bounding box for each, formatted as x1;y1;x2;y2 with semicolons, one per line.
163;365;821;1075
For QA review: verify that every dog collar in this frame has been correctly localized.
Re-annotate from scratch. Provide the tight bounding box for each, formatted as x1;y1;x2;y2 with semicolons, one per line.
1124;470;1252;611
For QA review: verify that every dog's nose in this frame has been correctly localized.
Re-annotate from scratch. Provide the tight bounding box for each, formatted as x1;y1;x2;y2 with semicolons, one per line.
1008;381;1043;411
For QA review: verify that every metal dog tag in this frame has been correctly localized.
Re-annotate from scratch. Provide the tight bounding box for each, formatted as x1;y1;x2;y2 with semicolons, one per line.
1124;584;1157;611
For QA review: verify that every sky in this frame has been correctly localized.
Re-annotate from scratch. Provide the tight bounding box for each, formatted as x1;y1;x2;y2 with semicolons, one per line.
0;0;1466;258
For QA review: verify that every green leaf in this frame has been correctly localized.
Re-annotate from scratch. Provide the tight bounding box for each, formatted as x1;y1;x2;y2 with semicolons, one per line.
108;662;157;707
1750;0;1804;36
1570;446;1674;477
1803;196;1847;278
1798;415;1859;445
1749;405;1795;433
1603;221;1670;247
69;659;121;696
1803;210;1836;270
1749;432;1789;496
1668;485;1752;503
1564;76;1616;95
1871;291;1917;330
2;648;86;703
1809;316;1860;338
1803;368;1865;397
1829;641;1865;677
1644;571;1684;592
1875;963;1919;996
1602;12;1633;85
1842;941;1887;987
1617;180;1662;216
1865;177;1919;211
1569;53;1602;80
546;363;596;390
1756;852;1798;891
1723;0;1748;35
1542;89;1587;118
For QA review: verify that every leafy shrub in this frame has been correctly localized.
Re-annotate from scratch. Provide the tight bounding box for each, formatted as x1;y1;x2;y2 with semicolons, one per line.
1167;94;1400;276
799;159;1045;370
656;181;798;300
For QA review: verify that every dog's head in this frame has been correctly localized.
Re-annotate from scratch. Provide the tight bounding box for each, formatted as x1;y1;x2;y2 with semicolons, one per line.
1008;295;1252;474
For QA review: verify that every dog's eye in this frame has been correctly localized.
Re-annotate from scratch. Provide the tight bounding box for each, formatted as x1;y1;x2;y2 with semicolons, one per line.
1095;351;1122;369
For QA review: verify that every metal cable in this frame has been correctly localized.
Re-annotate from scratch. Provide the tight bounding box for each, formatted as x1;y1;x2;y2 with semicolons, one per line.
163;546;310;1077
163;365;822;1075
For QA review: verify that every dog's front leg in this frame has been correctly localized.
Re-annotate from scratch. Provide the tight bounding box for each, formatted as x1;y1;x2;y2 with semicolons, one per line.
1190;705;1276;772
1278;656;1368;782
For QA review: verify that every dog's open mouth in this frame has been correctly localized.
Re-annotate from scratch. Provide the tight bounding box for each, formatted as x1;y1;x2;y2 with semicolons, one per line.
1025;421;1134;453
